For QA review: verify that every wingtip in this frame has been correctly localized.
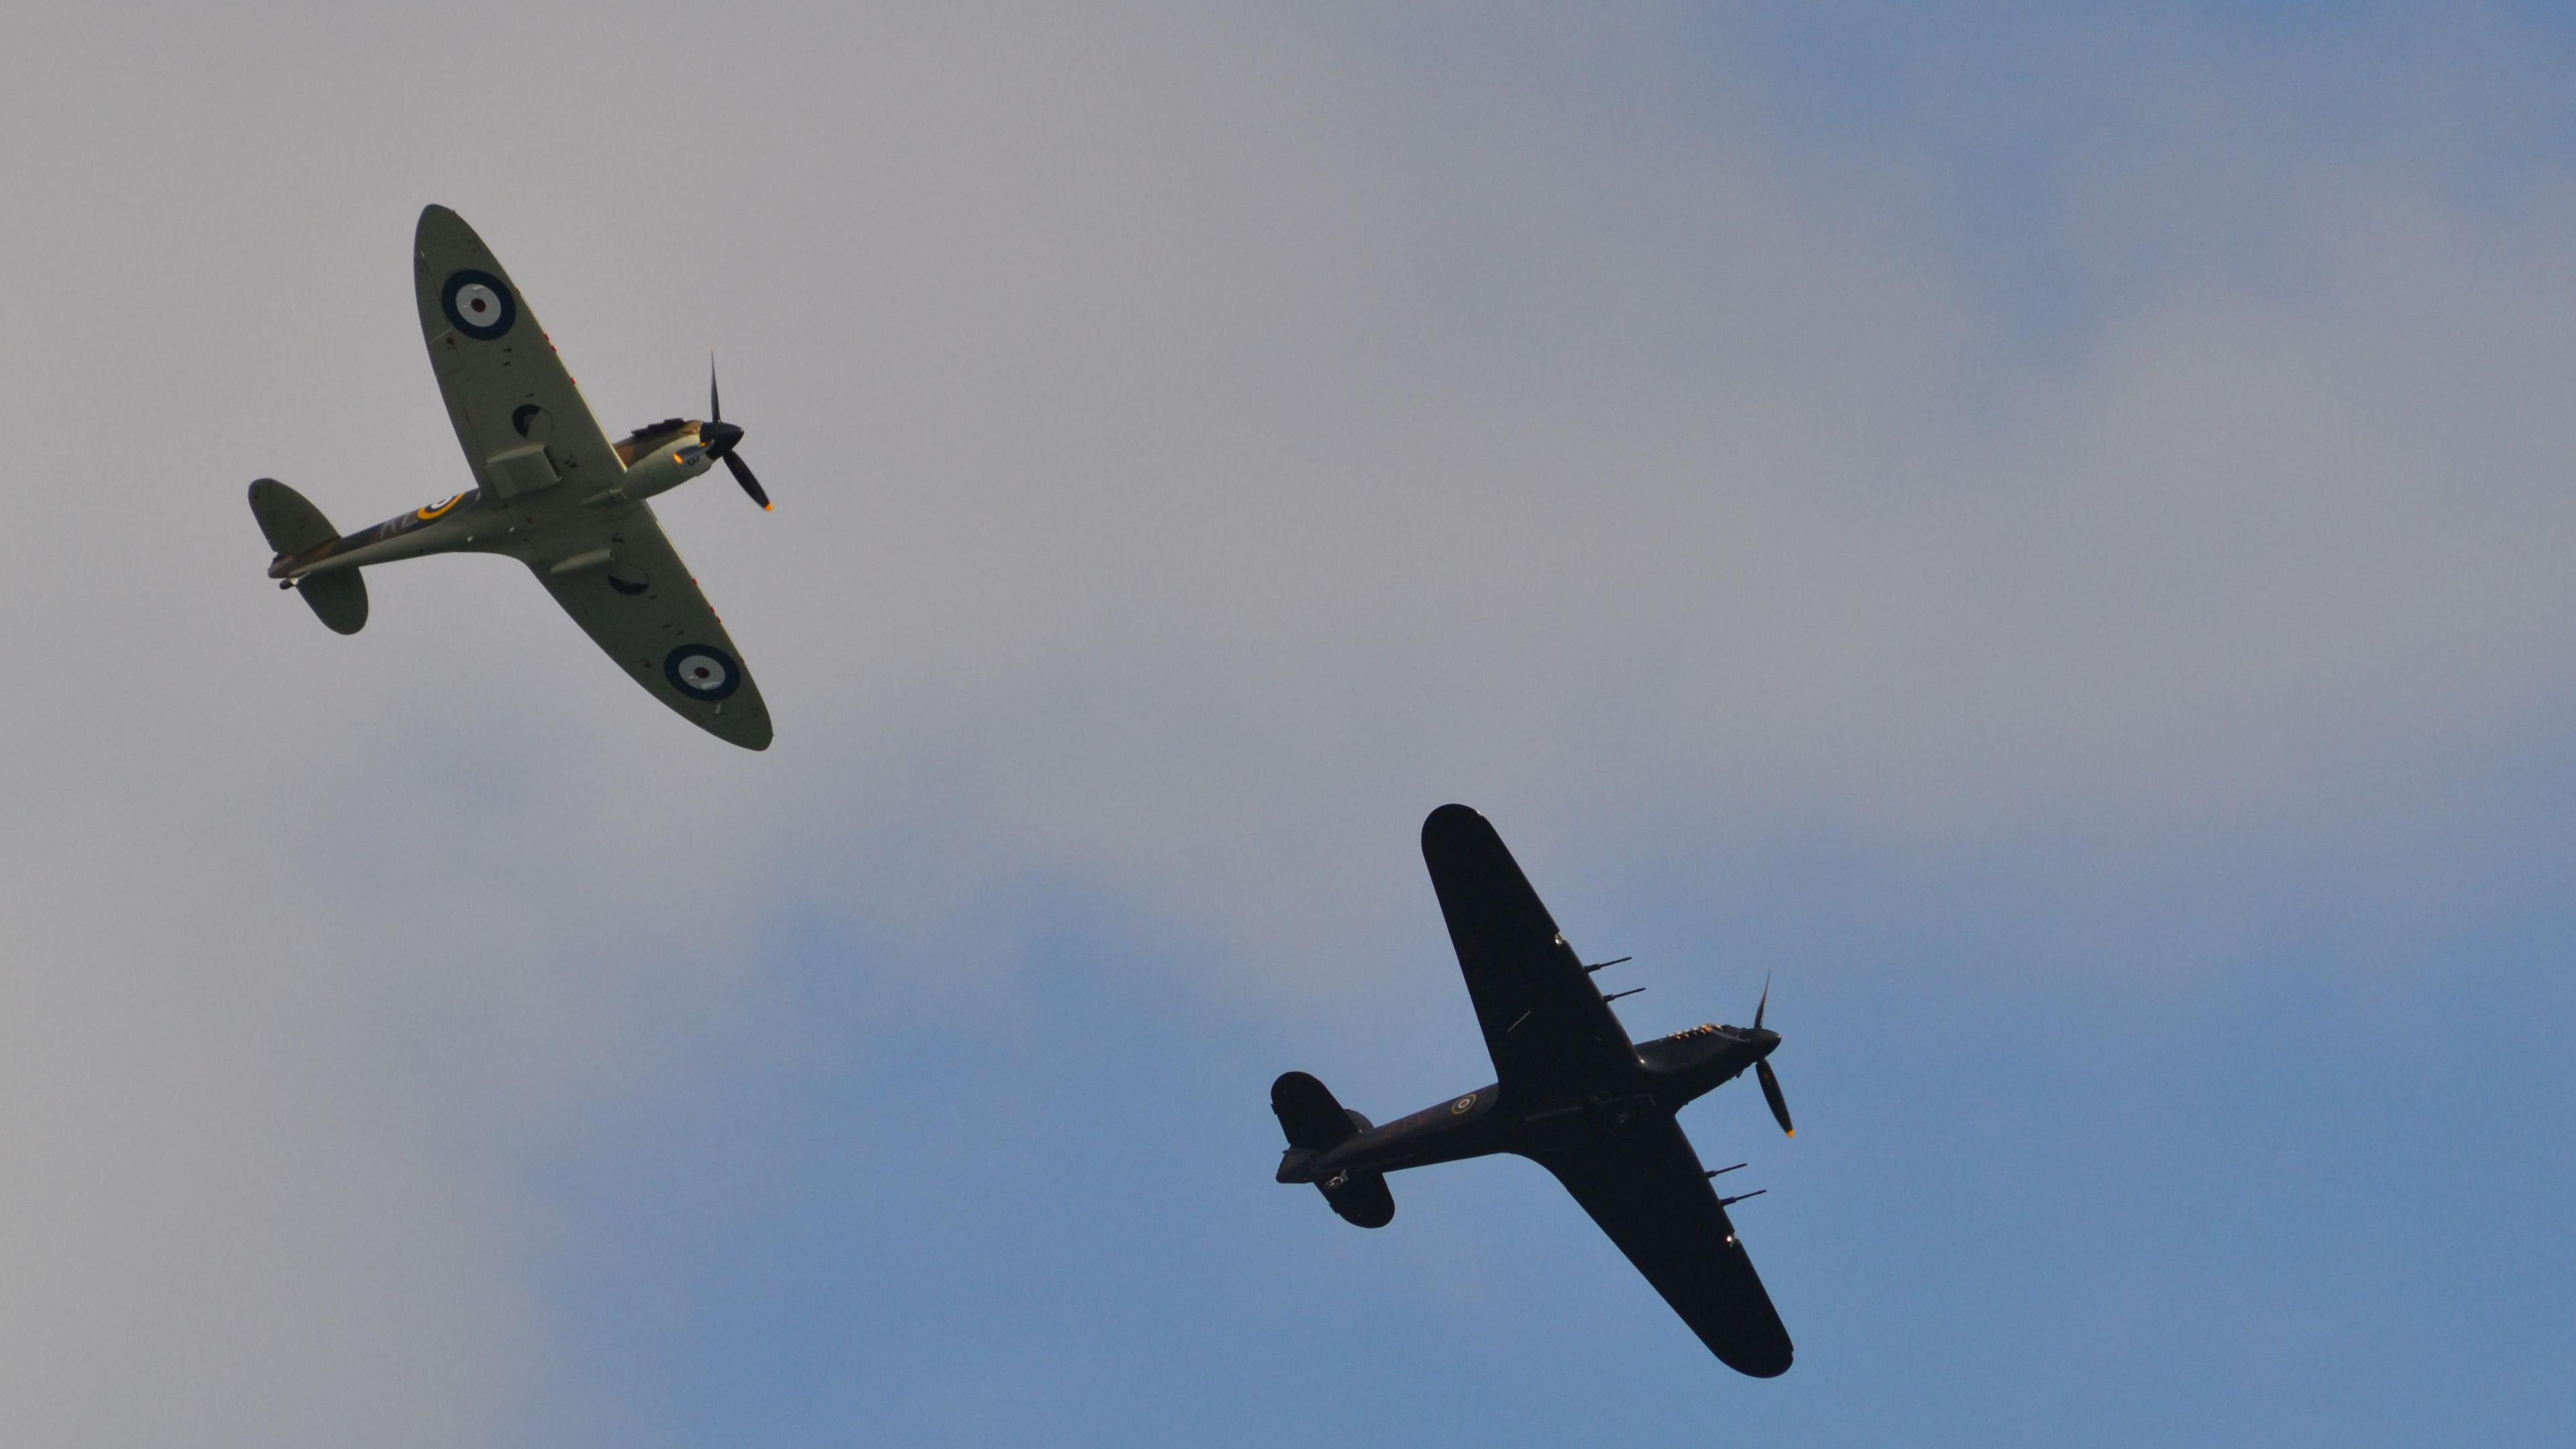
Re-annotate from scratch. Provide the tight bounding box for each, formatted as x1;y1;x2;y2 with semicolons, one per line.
413;203;486;256
713;715;774;751
1421;801;1484;839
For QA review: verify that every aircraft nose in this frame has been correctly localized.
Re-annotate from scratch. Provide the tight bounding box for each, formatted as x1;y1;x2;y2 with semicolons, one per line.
698;420;745;459
1750;1028;1782;1058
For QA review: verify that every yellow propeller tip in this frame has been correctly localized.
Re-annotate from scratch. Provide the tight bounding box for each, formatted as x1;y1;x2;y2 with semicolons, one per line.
762;503;775;513
1784;1130;1796;1138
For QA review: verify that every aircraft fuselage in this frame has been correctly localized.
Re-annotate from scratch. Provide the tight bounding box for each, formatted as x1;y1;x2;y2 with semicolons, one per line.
266;428;720;582
1277;1022;1779;1186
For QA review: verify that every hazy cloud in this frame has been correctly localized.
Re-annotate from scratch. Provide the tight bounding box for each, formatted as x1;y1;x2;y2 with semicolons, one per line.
6;5;2575;1442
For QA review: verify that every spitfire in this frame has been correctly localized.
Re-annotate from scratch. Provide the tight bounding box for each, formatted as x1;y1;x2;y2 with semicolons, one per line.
250;205;774;749
1272;804;1801;1377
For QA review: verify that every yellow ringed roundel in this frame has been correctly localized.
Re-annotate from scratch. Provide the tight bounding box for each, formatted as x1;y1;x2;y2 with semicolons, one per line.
416;492;466;521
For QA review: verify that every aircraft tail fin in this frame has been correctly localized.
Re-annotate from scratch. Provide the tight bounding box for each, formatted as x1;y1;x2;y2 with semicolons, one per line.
1271;1071;1395;1228
248;479;368;635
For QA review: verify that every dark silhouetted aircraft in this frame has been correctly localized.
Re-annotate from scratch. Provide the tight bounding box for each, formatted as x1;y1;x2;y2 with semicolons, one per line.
1271;803;1799;1377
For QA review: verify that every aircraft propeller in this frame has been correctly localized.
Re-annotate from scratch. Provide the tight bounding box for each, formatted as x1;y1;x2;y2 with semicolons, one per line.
701;356;771;511
1753;973;1794;1138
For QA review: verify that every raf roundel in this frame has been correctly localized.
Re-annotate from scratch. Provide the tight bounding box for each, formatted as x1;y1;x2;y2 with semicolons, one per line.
664;644;743;702
440;269;517;340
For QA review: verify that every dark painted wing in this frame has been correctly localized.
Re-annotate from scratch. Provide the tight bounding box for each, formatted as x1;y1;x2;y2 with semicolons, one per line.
1542;1116;1794;1377
1421;804;1638;1109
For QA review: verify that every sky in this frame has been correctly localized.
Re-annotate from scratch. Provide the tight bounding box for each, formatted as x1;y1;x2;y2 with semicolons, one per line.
3;3;2573;1443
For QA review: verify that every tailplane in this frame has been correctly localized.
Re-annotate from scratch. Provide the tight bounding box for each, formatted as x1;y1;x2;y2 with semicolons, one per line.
1271;1071;1395;1228
249;478;367;635
249;477;336;555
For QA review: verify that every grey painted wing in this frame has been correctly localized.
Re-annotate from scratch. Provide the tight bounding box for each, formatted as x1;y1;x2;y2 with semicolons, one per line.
412;205;623;502
1420;804;1638;1108
531;506;773;750
1542;1116;1794;1377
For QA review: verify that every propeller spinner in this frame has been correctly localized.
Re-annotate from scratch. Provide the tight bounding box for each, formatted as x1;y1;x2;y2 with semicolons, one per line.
702;356;770;511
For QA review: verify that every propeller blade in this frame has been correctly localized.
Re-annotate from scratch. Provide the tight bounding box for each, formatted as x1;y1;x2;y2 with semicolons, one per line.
1754;971;1770;1031
1756;1058;1794;1137
724;451;773;511
701;356;767;509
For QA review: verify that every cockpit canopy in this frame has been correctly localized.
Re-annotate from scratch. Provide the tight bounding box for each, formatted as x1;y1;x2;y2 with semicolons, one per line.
614;417;698;466
1634;1021;1752;1078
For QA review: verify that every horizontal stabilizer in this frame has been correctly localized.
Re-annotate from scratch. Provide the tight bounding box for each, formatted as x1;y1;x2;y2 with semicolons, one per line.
248;478;337;557
1320;1167;1395;1228
297;570;367;635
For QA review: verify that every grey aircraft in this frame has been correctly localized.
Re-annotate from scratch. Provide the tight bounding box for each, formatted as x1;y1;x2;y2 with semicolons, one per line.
250;205;774;749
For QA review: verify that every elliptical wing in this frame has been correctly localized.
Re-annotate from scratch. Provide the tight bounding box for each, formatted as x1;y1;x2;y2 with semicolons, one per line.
530;506;772;750
412;205;623;500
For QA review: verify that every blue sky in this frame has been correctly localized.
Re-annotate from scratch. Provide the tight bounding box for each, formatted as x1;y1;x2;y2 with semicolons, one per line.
3;4;2573;1444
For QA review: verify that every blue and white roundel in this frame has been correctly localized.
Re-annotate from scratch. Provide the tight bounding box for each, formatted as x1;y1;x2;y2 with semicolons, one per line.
441;269;517;340
664;644;743;702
